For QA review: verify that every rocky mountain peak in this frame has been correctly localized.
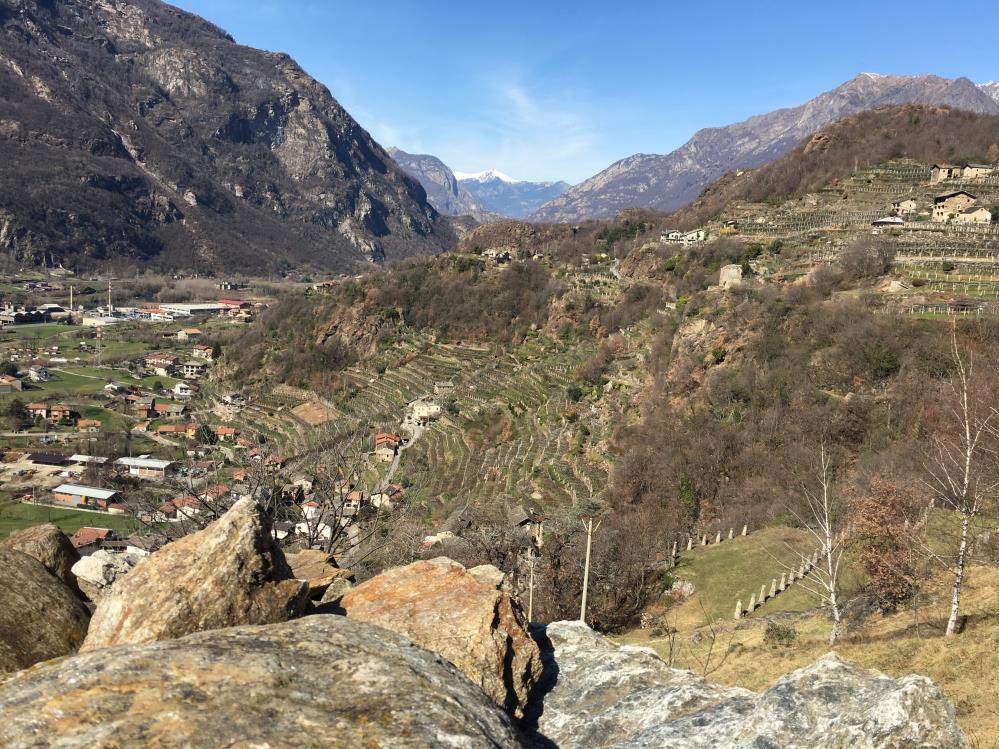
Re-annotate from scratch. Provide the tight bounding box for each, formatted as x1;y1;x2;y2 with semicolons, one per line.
0;0;455;273
531;73;999;223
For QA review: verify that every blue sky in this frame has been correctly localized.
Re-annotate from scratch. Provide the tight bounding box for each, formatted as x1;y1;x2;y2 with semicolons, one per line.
170;0;999;183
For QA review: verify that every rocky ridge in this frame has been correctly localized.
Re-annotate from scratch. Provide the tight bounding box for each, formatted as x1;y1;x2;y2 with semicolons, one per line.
388;146;498;221
532;74;999;222
0;0;454;272
0;616;525;749
530;621;970;748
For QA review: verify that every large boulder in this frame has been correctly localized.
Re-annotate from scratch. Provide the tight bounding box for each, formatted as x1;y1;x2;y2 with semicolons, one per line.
0;547;91;673
284;548;352;598
339;557;541;717
0;616;525;748
531;621;969;749
70;549;141;602
0;523;80;592
83;498;308;651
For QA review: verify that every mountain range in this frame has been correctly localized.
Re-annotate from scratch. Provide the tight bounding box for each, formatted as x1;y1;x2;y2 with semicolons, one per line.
531;74;999;223
0;0;453;274
389;151;571;220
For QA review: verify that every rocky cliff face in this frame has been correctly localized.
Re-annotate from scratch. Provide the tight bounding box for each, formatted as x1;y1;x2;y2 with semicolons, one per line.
532;74;999;222
0;0;455;273
388;147;497;221
529;621;969;748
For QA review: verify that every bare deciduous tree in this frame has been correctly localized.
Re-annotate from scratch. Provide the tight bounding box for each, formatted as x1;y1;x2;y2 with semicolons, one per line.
781;443;847;645
924;327;998;637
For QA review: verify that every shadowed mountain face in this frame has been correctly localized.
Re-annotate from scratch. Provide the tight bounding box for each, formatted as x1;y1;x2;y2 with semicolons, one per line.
387;148;498;222
532;74;999;223
0;0;455;274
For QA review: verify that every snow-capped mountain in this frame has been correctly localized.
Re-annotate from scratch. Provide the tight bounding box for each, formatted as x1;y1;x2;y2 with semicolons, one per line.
454;169;571;219
980;81;999;105
453;168;522;184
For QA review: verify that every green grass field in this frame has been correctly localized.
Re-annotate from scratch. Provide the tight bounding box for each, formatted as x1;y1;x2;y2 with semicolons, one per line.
0;500;141;539
656;526;865;628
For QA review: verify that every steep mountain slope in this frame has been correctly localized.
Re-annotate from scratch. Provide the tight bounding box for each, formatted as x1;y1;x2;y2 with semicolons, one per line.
532;74;999;222
0;0;454;274
387;148;497;222
981;81;999;105
668;104;999;229
456;170;571;219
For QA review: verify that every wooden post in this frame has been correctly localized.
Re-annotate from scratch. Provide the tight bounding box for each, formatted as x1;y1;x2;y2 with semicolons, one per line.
760;583;767;603
728;527;734;540
779;573;787;592
741;524;748;536
748;592;756;611
769;579;777;599
686;537;693;551
734;600;743;620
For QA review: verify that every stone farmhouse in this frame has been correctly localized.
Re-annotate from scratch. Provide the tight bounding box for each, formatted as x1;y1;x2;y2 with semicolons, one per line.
932;191;978;222
954;206;993;225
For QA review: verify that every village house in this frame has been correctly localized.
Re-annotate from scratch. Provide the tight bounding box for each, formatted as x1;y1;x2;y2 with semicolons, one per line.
47;404;76;425
181;361;207;379
77;419;102;433
930;164;962;183
192;343;214;360
173;381;196;399
890;197;918;215
954;206;993;225
214;426;236;441
68;526;117;554
145;353;178;377
25;403;48;421
374;432;402;462
0;374;22;393
115;456;174;480
410;398;442;422
159;495;202;521
962;164;993;180
932;191;978;222
175;328;203;342
53;484;120;510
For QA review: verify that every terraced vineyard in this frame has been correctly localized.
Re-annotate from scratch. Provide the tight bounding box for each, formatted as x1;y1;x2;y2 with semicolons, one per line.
397;338;629;515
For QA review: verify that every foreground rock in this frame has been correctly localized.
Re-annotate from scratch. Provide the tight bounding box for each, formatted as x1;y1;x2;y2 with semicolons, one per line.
70;549;142;602
83;499;308;650
0;523;80;592
284;549;352;599
339;557;541;717
0;616;524;748
532;621;969;748
0;547;90;673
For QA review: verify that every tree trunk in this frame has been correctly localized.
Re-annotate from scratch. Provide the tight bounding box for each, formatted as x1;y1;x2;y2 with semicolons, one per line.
580;518;593;624
945;510;971;637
